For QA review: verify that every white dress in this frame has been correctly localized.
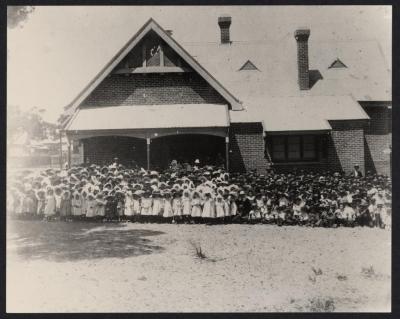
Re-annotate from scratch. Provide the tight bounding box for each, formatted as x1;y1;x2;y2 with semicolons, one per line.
86;199;96;217
190;198;202;217
181;197;191;216
152;199;163;216
292;204;301;218
72;198;82;216
132;199;141;215
215;200;225;218
163;199;173;218
224;200;230;217
95;199;106;217
55;195;62;214
44;195;56;216
172;198;182;216
230;201;237;216
140;198;153;216
124;195;134;216
80;198;87;216
202;199;215;218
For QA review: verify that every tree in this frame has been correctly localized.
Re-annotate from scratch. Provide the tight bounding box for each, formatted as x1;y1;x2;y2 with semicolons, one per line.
7;6;35;29
8;105;57;142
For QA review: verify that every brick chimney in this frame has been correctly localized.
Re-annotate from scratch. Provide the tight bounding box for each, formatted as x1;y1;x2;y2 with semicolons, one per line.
294;28;311;90
218;15;232;44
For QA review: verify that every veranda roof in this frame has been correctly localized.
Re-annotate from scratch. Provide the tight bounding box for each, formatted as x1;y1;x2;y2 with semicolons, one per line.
65;104;229;131
229;95;369;132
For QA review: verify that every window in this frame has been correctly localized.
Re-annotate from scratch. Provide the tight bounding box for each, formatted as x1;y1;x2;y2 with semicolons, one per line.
271;137;285;160
270;135;318;162
287;136;301;160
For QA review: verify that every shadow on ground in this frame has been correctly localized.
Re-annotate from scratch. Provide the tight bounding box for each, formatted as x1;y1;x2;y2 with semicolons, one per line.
7;221;165;262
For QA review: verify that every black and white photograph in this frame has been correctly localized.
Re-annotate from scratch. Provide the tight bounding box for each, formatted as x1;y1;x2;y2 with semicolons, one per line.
6;5;392;313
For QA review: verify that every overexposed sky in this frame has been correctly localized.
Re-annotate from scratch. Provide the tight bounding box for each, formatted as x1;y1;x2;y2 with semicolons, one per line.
7;5;391;123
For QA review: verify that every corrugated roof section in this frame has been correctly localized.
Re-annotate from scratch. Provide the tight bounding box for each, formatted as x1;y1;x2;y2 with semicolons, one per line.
66;104;229;131
230;95;369;132
184;39;391;102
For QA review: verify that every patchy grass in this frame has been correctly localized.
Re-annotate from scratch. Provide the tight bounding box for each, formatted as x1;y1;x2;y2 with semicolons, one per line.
312;267;323;276
189;240;213;261
308;275;317;284
361;266;376;278
7;221;390;312
336;274;348;281
307;297;335;312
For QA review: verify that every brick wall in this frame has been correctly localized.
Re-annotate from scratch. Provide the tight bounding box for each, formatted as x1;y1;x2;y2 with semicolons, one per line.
294;29;310;90
229;123;269;173
362;105;391;175
327;120;367;174
81;73;226;107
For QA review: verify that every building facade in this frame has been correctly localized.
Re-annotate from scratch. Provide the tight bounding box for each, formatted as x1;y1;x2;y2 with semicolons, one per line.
63;17;391;175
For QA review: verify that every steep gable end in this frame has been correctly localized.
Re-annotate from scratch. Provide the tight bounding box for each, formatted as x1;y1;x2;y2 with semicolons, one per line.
62;18;242;128
112;30;192;72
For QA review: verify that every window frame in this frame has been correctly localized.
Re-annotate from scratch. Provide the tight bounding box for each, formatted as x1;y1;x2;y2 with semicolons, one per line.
269;135;320;163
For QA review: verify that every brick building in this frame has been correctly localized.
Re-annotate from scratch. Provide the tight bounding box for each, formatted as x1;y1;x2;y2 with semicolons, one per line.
62;17;391;175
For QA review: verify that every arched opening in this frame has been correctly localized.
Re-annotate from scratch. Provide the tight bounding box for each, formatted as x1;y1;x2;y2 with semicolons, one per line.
150;134;225;170
81;136;146;167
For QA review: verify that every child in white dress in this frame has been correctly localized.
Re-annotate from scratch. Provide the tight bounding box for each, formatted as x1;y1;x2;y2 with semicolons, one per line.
152;191;163;223
81;191;88;219
223;194;231;223
172;192;182;223
201;192;215;224
140;192;153;222
162;191;173;223
85;193;96;220
72;192;82;219
190;191;203;223
181;191;191;223
124;191;134;221
44;188;56;221
215;195;226;223
229;194;238;219
249;202;262;223
132;192;141;222
95;193;106;220
36;190;46;217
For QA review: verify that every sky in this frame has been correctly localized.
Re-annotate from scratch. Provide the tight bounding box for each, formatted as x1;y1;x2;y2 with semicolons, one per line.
7;5;391;123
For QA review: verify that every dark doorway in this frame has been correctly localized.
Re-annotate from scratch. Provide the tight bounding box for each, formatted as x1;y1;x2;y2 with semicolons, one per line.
150;134;225;169
82;136;146;167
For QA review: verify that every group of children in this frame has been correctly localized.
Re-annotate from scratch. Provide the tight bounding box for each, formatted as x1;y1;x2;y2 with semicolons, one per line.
7;162;392;229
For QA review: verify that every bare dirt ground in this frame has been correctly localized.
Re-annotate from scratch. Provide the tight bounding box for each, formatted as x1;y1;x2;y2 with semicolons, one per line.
6;220;391;312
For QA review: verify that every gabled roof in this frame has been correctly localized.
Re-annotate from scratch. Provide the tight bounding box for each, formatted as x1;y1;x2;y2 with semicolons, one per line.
62;18;242;128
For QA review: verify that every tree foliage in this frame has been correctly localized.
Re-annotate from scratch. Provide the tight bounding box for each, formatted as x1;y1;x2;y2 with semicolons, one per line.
7;6;35;29
8;106;58;142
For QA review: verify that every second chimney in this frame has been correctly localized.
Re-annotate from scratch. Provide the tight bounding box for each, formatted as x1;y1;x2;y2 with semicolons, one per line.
218;15;232;44
294;28;311;90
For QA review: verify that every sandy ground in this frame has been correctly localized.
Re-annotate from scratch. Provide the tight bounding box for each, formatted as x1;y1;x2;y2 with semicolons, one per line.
7;220;391;312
